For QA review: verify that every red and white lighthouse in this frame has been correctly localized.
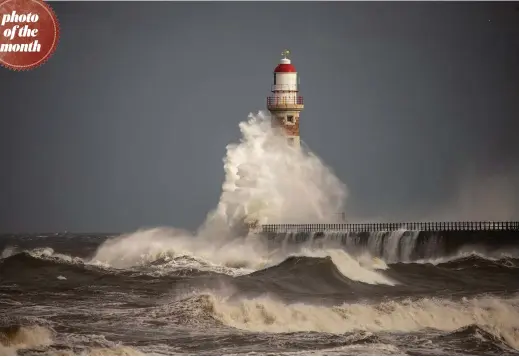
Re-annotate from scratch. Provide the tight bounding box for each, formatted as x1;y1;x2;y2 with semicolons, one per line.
267;50;304;148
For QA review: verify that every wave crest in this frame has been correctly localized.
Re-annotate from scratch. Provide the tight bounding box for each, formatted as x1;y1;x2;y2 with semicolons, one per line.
205;293;519;349
0;325;54;354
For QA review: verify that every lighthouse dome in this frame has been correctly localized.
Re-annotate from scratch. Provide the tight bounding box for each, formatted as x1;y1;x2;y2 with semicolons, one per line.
274;61;296;73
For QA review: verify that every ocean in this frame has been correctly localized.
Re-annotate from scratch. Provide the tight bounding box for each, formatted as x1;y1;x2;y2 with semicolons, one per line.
2;114;518;355
1;231;519;356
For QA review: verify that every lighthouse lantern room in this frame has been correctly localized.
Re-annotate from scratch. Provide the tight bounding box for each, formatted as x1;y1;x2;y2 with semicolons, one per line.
267;50;304;148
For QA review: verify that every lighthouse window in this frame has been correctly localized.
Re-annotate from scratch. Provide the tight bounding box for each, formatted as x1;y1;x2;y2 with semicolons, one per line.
287;115;294;123
273;74;276;85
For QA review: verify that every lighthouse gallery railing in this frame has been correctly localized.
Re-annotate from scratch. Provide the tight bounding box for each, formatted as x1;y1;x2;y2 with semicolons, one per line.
267;96;304;106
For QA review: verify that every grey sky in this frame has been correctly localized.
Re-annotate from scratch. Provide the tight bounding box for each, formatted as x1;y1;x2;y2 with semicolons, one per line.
1;2;518;233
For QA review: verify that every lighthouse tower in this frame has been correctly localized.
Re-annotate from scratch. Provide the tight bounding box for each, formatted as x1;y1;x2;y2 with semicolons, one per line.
267;50;304;148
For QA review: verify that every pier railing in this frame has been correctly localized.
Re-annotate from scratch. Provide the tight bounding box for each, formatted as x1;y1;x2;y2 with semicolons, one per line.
258;221;519;233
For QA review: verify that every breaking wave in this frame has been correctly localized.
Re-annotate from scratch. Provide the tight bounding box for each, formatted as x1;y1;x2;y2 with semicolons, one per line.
206;294;519;348
0;325;54;355
0;323;145;356
132;291;519;352
1;245;392;287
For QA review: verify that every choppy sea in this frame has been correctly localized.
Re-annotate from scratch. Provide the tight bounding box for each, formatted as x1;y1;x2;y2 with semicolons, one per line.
1;231;519;355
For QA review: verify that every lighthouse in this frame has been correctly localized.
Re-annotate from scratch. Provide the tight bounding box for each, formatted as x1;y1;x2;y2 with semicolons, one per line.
267;50;304;148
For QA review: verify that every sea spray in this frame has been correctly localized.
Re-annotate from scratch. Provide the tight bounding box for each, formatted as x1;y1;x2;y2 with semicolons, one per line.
199;111;347;237
92;112;349;271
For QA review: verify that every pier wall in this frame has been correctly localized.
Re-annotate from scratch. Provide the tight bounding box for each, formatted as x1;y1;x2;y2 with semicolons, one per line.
253;222;519;262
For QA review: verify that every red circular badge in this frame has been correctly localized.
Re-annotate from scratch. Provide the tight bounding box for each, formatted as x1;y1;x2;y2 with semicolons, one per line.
0;0;59;71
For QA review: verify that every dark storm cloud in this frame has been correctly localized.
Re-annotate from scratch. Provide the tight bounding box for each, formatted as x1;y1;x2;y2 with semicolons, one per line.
1;2;518;233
